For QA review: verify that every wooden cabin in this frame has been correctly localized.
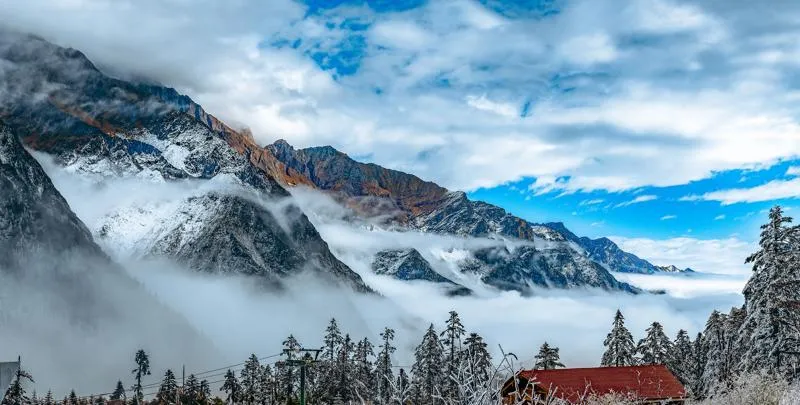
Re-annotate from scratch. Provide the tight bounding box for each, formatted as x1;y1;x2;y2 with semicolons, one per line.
501;365;686;404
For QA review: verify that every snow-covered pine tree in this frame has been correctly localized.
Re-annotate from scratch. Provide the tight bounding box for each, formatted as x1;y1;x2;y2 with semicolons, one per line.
199;380;211;405
533;342;564;370
318;319;344;402
157;369;178;405
131;350;151;405
239;355;261;405
352;337;375;402
690;332;707;397
276;335;301;404
463;332;493;396
601;310;637;367
375;327;396;404
411;324;445;404
737;206;800;376
221;370;241;405
391;369;412;405
43;390;54;405
183;374;199;405
258;364;275;405
336;334;355;402
670;329;695;386
440;311;466;403
698;310;732;396
110;381;126;401
636;322;673;365
1;368;33;405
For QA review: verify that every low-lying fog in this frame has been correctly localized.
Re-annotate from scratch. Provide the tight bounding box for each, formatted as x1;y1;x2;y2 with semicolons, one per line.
1;156;747;397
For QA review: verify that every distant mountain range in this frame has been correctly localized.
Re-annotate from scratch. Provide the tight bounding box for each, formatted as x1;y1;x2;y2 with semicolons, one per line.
0;32;691;297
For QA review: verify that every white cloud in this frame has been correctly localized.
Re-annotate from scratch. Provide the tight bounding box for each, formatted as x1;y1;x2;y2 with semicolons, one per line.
559;32;618;66
610;236;755;275
660;214;677;220
579;198;605;206
788;166;800;176
3;0;800;195
714;214;726;220
681;177;800;205
615;194;658;208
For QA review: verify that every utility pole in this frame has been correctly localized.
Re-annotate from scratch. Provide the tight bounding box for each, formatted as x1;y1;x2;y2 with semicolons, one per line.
281;348;322;405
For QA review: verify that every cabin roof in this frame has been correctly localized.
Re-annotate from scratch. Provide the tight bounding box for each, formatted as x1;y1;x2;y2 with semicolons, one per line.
515;364;685;403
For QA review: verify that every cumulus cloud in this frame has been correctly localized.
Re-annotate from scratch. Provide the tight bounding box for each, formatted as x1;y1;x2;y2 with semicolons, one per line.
681;177;800;205
610;235;755;275
787;166;800;176
1;0;799;193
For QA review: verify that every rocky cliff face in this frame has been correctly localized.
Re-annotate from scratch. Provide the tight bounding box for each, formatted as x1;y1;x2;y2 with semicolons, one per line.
543;222;661;274
0;122;103;268
0;120;219;389
263;142;648;292
0;32;369;292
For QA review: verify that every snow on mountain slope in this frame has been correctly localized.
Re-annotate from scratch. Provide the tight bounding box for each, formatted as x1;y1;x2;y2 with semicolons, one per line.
0;32;370;292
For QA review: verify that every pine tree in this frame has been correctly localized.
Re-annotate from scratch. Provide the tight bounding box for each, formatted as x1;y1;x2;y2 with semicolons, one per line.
94;396;106;405
336;334;355;402
198;380;211;405
131;350;151;405
697;308;746;396
411;324;445;404
601;310;637;367
670;329;695;386
392;369;411;405
111;381;126;401
463;332;493;394
157;369;178;405
439;311;466;403
221;370;241;405
534;342;564;370
375;327;396;404
239;355;260;405
1;369;34;405
636;322;673;365
69;390;78;405
318;319;343;402
183;374;199;405
352;337;375;401
737;206;800;375
276;335;300;404
43;390;54;405
258;365;275;405
690;332;707;397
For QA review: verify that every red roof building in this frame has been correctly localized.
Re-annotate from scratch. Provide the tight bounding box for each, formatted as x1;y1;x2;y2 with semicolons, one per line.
501;365;686;404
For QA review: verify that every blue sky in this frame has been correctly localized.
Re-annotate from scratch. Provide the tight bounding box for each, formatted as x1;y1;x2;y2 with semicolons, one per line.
5;0;800;273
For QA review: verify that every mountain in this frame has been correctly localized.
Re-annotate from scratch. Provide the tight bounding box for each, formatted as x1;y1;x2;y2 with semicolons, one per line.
543;222;694;274
0;32;370;292
0;32;653;294
543;222;660;274
656;265;694;273
372;249;472;296
0;120;217;392
0;122;103;269
264;142;643;292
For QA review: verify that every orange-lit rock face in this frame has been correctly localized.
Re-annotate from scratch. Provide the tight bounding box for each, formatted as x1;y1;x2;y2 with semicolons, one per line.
262;141;450;220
